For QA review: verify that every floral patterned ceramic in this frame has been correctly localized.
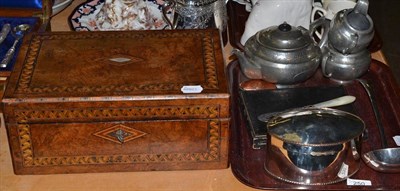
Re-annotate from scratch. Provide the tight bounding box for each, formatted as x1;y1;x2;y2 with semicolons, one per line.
70;0;171;31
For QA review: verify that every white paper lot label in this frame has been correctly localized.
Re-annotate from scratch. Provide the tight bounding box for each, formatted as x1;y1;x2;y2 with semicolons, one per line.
337;163;349;178
393;135;400;146
181;85;203;93
338;163;372;186
347;178;372;186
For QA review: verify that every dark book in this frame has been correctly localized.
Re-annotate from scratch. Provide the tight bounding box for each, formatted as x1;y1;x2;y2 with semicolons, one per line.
239;86;353;149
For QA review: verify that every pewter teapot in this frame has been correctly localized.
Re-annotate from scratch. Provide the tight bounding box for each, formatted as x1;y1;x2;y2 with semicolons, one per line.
328;0;374;54
234;18;329;84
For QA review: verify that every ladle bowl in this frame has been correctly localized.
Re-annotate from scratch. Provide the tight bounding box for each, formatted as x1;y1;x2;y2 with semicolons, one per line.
362;148;400;173
358;79;400;173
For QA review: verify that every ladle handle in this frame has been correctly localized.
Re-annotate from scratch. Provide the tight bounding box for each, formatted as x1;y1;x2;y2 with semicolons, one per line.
312;95;356;108
0;39;19;68
357;79;388;148
258;95;356;122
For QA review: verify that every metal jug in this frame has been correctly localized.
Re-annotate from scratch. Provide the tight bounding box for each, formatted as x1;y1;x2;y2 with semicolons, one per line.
328;0;374;54
321;44;371;82
161;0;227;31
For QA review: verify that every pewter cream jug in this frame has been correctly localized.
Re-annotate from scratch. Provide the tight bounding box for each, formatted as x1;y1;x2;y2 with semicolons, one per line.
328;0;374;54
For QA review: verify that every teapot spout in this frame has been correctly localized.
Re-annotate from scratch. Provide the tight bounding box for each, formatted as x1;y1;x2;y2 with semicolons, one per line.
354;0;369;15
232;49;246;63
232;49;248;66
232;49;263;79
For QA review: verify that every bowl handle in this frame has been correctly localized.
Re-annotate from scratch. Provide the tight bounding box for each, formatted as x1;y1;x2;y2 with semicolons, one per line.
321;52;332;77
351;139;360;160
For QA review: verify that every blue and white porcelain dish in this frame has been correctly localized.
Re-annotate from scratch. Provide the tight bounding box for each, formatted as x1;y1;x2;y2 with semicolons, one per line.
70;0;171;31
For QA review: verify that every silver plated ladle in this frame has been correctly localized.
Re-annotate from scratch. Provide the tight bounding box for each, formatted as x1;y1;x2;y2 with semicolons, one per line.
357;79;400;173
0;24;30;68
257;95;356;122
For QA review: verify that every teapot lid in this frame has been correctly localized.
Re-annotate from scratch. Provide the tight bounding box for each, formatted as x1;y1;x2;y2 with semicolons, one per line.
256;23;310;51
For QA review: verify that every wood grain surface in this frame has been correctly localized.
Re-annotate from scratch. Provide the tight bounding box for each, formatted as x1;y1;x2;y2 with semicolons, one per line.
0;0;396;190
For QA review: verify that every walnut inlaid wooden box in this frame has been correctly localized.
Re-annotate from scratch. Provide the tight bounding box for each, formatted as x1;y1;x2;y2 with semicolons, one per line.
1;29;230;174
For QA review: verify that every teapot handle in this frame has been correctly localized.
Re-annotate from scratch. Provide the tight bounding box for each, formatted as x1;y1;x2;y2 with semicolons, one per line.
309;16;330;49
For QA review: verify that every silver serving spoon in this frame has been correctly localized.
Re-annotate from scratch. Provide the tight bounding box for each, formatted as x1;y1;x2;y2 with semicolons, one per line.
257;95;356;122
0;24;30;68
0;23;11;44
357;79;400;173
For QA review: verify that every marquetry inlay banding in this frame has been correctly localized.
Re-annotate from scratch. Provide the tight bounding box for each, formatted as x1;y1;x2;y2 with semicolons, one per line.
14;105;220;122
15;31;220;94
93;124;147;144
18;120;221;167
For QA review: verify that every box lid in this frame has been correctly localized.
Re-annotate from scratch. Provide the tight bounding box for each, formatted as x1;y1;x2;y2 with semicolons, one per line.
3;29;228;103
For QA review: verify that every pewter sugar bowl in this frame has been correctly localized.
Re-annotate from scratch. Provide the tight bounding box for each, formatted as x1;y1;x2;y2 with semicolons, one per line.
235;22;326;85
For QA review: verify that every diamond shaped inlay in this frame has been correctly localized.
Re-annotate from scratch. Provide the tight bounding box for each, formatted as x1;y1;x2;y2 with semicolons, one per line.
94;124;147;144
